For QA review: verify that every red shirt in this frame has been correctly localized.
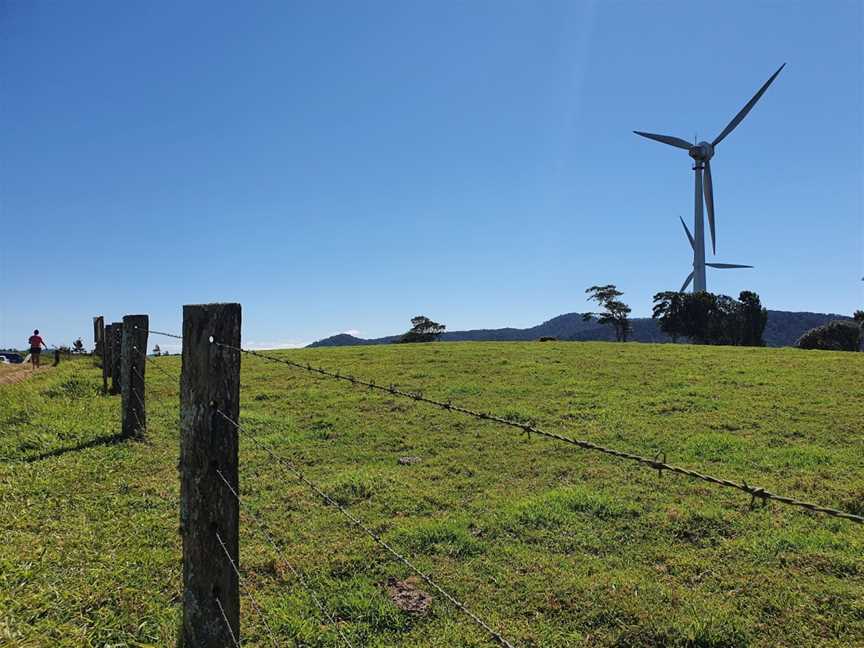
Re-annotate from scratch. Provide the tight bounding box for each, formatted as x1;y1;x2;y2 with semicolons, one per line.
29;335;44;349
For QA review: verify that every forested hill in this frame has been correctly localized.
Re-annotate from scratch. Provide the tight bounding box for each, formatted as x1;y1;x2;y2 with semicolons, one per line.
307;311;852;349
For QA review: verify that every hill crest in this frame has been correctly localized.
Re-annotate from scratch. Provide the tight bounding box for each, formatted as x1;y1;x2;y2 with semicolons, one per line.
308;310;851;349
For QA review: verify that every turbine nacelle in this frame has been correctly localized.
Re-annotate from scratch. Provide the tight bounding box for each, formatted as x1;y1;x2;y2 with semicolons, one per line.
688;142;714;163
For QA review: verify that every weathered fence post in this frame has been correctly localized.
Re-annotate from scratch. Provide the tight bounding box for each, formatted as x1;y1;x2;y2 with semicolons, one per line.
93;316;103;357
180;303;242;646
121;315;149;439
110;322;123;395
95;317;107;394
104;324;113;381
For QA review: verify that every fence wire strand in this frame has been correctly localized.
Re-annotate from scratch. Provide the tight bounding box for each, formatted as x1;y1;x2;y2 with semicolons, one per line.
148;356;181;382
215;408;517;648
215;531;280;648
213;343;863;525
215;594;241;648
216;469;356;648
134;326;184;341
127;368;147;434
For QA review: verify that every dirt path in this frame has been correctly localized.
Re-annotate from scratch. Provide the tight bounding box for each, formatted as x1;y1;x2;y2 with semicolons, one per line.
0;363;52;386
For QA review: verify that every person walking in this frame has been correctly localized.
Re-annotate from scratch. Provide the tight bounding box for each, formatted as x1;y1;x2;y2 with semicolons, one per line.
28;329;47;370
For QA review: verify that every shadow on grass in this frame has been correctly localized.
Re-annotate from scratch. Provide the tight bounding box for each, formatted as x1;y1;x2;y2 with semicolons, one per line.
21;432;129;464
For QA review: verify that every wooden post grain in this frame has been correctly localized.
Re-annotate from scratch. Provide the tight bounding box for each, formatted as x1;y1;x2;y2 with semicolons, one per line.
110;322;123;395
180;303;242;647
121;315;149;439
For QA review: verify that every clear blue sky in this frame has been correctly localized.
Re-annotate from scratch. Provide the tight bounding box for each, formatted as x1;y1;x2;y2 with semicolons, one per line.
1;1;861;350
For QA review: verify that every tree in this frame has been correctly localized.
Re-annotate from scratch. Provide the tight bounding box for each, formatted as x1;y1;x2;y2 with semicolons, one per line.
399;316;446;343
796;320;861;351
153;344;162;357
583;285;631;342
853;311;864;351
652;291;686;342
737;291;768;347
684;291;725;344
652;290;768;347
72;338;85;354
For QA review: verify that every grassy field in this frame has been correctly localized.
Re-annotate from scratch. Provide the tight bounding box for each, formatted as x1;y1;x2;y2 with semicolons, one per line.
1;342;862;647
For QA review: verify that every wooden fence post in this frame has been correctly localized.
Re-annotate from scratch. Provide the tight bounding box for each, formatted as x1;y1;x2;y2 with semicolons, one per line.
121;315;149;439
104;324;113;382
95;317;108;394
110;322;123;395
180;303;242;647
93;316;103;357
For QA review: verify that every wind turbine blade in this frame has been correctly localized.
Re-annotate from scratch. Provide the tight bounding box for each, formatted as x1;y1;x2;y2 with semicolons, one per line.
705;263;753;269
633;131;692;150
679;215;695;250
712;63;786;146
680;272;694;292
703;160;716;254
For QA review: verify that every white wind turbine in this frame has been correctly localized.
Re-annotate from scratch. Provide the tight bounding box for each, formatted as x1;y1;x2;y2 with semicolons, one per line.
635;63;785;292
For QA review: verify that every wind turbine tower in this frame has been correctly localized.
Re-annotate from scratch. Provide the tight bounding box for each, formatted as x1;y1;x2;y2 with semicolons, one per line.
635;64;785;292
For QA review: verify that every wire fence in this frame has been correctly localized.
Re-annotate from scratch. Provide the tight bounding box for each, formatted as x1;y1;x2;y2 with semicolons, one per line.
215;408;516;648
214;595;241;648
126;325;864;646
215;468;356;647
214;529;280;648
207;341;864;525
146;355;181;382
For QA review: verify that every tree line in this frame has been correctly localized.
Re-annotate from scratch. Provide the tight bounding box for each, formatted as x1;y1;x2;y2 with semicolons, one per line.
580;284;769;347
395;288;861;351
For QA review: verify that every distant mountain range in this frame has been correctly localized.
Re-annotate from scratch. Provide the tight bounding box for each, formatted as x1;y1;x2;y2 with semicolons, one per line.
308;311;853;349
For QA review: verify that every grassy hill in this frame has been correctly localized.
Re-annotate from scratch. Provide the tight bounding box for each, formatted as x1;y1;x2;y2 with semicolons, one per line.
308;310;851;348
1;343;862;647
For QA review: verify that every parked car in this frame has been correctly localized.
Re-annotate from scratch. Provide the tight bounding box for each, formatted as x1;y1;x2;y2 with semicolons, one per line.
0;352;24;364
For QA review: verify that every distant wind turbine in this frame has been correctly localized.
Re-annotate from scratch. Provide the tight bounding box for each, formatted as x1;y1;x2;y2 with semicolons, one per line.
635;63;785;292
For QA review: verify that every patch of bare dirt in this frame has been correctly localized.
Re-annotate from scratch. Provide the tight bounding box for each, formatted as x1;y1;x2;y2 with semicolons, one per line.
0;364;51;386
384;576;432;615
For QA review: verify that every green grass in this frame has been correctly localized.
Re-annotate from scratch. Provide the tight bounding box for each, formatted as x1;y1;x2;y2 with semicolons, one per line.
1;342;862;647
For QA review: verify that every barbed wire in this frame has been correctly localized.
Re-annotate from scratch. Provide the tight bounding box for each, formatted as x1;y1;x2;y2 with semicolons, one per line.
133;326;184;341
130;387;146;414
132;344;178;380
215;594;241;648
130;330;861;524
216;469;355;647
127;369;148;435
130;360;146;384
215;531;280;648
214;343;863;525
215;409;517;648
147;356;181;382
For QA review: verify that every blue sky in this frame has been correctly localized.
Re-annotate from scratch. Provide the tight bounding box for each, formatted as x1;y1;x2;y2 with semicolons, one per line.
1;1;861;350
